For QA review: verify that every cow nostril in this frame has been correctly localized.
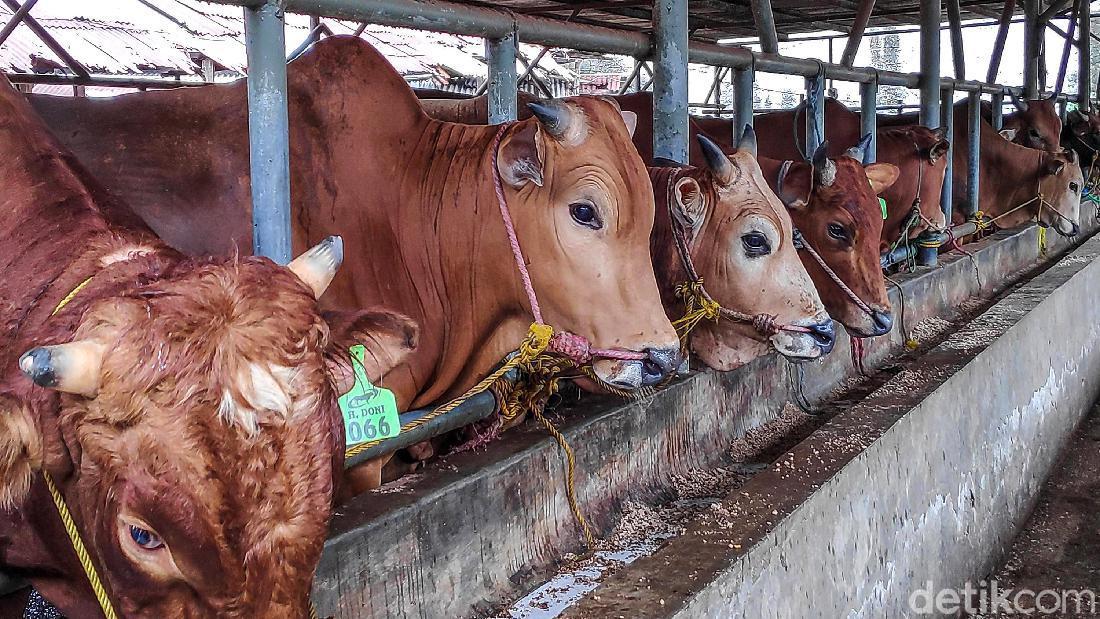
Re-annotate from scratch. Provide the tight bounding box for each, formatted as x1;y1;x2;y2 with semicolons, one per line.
808;320;836;353
871;311;893;336
640;347;680;385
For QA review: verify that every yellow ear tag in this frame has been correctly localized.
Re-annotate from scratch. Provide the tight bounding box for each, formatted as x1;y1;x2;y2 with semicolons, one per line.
339;344;400;446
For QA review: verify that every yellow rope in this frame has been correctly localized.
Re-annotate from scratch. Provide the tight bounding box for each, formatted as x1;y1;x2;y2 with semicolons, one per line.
44;275;119;619
531;407;595;550
670;280;721;346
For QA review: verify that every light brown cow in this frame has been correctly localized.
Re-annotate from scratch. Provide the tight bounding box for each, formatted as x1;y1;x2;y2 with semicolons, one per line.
650;133;835;369
0;74;416;617
29;37;681;488
1000;95;1063;152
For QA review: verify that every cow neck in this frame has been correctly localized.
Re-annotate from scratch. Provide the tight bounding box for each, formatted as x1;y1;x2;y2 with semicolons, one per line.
647;166;692;312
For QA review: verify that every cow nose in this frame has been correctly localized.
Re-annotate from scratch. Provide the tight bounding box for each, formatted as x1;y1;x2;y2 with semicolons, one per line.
640;346;681;386
807;320;836;354
1070;221;1081;236
870;310;893;336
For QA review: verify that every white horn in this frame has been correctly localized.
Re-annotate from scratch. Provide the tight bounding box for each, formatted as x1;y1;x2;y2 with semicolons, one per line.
20;341;106;397
287;236;343;299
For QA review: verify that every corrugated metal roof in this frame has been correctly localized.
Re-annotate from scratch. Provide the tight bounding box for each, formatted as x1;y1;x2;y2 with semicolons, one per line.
0;0;578;85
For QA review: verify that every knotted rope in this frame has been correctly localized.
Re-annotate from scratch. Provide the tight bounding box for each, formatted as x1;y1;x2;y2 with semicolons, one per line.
793;230;879;320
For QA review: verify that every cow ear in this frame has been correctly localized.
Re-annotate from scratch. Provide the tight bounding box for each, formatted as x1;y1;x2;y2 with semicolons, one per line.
999;128;1018;141
620;110;638;138
496;121;545;189
1068;109;1086;127
671;176;707;231
324;309;419;396
777;162;812;210
928;138;950;163
865;162;900;195
0;396;42;509
1042;154;1066;177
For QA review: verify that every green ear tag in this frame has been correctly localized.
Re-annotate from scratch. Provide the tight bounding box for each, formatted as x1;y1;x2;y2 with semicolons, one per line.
879;197;888;220
339;344;400;446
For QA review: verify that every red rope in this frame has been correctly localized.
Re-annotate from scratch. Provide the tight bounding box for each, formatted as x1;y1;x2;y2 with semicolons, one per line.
489;124;647;363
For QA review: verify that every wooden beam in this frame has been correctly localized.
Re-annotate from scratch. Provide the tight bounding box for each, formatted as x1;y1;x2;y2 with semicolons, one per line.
987;0;1015;83
840;0;876;67
946;0;965;78
0;0;87;77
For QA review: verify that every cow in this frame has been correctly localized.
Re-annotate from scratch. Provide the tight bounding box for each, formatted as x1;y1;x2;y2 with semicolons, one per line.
0;73;417;617
1063;107;1100;171
948;107;1083;236
650;132;835;369
997;94;1063;152
740;98;950;252
28;36;682;490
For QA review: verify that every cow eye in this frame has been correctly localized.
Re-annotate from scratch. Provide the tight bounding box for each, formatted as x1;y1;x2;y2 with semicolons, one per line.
129;525;165;551
827;223;850;242
1029;128;1041;137
741;231;771;257
569;202;602;230
1070;182;1080;193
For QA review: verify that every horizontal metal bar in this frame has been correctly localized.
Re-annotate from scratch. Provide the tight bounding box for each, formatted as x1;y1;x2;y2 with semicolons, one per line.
205;0;1027;95
881;244;919;269
343;391;498;468
5;72;202;88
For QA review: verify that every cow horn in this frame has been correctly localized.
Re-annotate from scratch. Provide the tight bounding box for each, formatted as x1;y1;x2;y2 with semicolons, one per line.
844;134;873;162
287;236;343;299
527;100;584;144
812;142;836;187
697;134;736;185
1010;93;1029;112
19;341;106;397
738;124;758;156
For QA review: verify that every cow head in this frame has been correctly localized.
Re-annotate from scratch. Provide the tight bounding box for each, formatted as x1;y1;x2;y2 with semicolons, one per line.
1;238;417;617
776;140;900;337
496;97;681;390
1065;108;1100;155
1036;150;1084;237
1009;95;1063;152
661;132;834;370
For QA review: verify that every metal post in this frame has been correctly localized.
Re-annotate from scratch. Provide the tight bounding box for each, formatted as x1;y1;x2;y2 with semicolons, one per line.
965;90;980;218
653;0;689;163
919;0;941;128
805;70;825;154
946;0;965;79
485;31;518;123
733;66;754;140
244;1;293;263
986;0;1014;83
750;0;780;54
940;87;955;225
991;92;1004;129
1024;0;1040;98
841;0;877;67
860;79;878;164
1080;0;1092;106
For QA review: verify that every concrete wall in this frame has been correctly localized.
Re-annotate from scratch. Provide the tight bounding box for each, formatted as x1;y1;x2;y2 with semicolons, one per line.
312;217;1099;618
567;235;1100;619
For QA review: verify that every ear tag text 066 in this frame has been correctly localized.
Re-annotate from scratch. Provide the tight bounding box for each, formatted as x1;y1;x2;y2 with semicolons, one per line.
339;344;400;446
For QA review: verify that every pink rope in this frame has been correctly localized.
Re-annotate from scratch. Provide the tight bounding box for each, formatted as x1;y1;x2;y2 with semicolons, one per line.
489;124;647;364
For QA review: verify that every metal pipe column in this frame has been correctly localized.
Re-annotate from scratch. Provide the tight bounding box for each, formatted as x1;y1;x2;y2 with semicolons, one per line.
991;92;1004;129
805;70;825;154
750;0;780;54
652;0;689;163
919;0;941;128
965;90;981;218
1080;0;1092;106
485;31;518;123
940;87;955;225
1024;0;1040;98
860;79;878;163
244;1;293;264
733;66;754;141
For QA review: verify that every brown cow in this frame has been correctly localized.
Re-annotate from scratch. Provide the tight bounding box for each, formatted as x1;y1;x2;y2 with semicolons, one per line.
999;95;1063;152
0;74;416;617
29;37;682;489
949;107;1083;236
650;133;835;369
1063;107;1100;170
758;144;899;336
746;98;949;251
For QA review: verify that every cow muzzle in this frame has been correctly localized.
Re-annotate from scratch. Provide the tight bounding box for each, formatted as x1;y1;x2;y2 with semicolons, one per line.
773;315;836;361
592;344;682;390
1054;218;1080;237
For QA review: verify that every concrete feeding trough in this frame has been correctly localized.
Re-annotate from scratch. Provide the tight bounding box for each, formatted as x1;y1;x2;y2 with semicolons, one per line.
312;214;1100;619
